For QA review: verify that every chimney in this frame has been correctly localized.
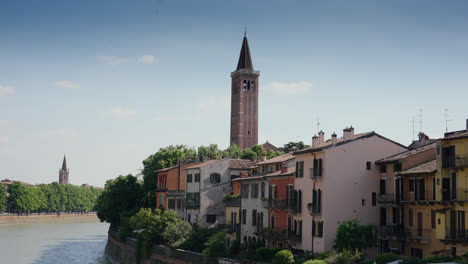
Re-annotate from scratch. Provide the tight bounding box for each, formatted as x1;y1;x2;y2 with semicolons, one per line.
466;118;468;131
312;134;319;148
343;126;355;141
280;163;288;173
318;130;325;145
331;132;337;145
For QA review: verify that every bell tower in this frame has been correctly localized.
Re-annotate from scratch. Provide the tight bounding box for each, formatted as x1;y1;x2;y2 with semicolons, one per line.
230;33;260;149
59;155;69;184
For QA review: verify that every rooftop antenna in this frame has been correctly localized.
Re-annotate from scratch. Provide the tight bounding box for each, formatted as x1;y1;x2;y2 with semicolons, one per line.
417;109;423;133
244;25;247;36
444;108;451;132
412;116;415;141
316;117;320;134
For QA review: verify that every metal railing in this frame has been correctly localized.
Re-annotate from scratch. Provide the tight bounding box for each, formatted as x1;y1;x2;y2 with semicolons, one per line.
185;200;200;209
377;194;396;204
262;198;296;211
442;154;468;169
258;228;287;240
306;203;320;215
445;230;468;242
401;191;435;202
224;196;241;207
405;228;432;243
380;224;404;238
225;223;241;234
287;232;302;242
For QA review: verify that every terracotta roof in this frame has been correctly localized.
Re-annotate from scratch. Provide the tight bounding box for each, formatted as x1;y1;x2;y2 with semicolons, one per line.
256;153;294;165
232;175;264;182
265;167;296;178
263;141;279;152
185;159;220;169
375;142;436;164
397;160;436;176
295;131;406;155
154;164;179;173
442;130;468;140
229;159;255;169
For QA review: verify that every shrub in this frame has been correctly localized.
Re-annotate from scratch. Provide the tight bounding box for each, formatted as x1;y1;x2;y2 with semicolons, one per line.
229;238;241;257
273;250;294;264
178;228;218;253
314;252;334;260
333;220;376;251
202;231;229;258
376;253;401;264
322;250;363;264
303;260;326;264
401;258;420;264
420;256;453;263
162;220;192;247
255;247;282;262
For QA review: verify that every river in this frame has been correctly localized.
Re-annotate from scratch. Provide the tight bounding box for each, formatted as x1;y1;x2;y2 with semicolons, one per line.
0;216;110;264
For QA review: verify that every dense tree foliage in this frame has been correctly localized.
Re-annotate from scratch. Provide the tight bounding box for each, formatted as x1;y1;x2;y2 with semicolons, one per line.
280;141;310;153
333;220;376;251
96;174;144;230
0;184;8;212
197;144;223;161
266;149;285;159
4;182;101;214
223;144;242;159
202;231;229;258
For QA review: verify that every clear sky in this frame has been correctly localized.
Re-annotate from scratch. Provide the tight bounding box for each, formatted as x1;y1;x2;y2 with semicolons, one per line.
1;0;467;186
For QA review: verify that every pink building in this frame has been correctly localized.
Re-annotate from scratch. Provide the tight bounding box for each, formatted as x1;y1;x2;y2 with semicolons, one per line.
292;127;407;255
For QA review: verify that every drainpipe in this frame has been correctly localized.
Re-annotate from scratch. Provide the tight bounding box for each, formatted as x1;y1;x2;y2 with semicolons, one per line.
311;152;317;254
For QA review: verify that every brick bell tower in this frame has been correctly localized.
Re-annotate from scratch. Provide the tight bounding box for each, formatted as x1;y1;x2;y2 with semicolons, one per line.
230;32;260;149
59;155;69;184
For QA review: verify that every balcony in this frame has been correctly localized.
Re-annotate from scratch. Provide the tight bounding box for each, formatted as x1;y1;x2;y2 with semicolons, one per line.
442;188;468;201
309;168;323;179
185;200;200;209
442;154;468;169
287;232;302;242
405;228;432;243
224;195;241;207
262;198;296;211
306;203;320;215
380;224;404;239
377;194;396;204
445;231;468;243
156;186;168;192
224;223;241;234
401;191;435;203
258;228;287;240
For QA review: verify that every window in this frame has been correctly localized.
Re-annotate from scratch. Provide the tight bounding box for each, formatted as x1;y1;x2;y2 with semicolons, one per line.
187;174;193;183
270;185;277;199
372;192;376;206
312;189;321;214
393;163;402;172
313;159;323;177
271;215;275;229
410;248;423;258
409;179;415;192
312;220;316;236
168;199;176;209
241;184;250;198
261;182;265;198
431;210;436;229
252;210;257;226
317;221;323;237
195;173;200;182
187;214;191;223
362;199;366;206
380;165;387;174
251;183;259;198
392;207;400;224
207;214;217;223
442;146;456;168
210;173;221;184
295;161;304;178
242;209;247;225
366;162;371;170
380;179;386;194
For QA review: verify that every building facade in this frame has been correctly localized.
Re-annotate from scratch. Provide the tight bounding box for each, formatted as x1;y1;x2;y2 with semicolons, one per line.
230;34;259;149
293;127;408;254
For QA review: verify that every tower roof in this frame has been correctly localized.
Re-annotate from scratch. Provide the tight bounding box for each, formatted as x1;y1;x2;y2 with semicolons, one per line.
236;35;254;71
62;155;67;171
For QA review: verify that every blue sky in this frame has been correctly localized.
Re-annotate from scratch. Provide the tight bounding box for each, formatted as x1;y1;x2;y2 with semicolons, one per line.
1;0;467;186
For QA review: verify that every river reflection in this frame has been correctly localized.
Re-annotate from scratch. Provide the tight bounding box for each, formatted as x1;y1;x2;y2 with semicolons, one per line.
0;217;110;264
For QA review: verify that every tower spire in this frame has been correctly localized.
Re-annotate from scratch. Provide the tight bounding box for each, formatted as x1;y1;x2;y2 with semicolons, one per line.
62;155;67;171
236;34;254;71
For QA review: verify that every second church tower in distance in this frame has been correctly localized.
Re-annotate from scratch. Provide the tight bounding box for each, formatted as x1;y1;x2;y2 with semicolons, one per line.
230;33;260;149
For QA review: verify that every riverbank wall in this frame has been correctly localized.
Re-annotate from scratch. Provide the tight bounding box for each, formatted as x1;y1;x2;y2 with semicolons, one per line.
0;213;98;224
105;232;240;264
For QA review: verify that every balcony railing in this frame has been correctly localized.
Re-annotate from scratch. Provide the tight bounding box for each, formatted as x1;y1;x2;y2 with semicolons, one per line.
306;203;320;215
377;194;396;204
401;191;435;202
258;228;287;240
185;200;200;209
442;154;468;169
224;196;241;207
287;232;302;242
309;168;323;179
156;186;168;191
380;224;404;239
224;223;241;234
445;230;468;242
441;188;468;201
262;198;296;211
405;228;432;243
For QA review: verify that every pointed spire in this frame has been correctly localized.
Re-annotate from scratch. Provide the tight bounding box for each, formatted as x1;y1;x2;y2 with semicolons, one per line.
236;35;254;71
62;155;67;171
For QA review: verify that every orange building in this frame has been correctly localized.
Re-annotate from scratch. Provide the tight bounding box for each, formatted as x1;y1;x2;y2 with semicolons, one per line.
155;162;198;217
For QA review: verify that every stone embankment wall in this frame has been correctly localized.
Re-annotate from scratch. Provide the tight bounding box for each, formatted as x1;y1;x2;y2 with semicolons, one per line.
105;232;240;264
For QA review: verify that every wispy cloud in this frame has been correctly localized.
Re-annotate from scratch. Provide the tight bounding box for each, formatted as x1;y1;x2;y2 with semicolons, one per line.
0;135;9;143
55;80;80;89
197;96;230;112
105;107;137;118
47;129;78;137
0;85;16;96
264;81;313;94
138;55;157;64
152;115;177;121
97;56;129;65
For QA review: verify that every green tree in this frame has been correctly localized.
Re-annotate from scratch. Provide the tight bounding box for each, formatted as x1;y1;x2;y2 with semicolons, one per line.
333;220;376;251
198;144;223;161
280;141;310;153
251;144;265;159
240;148;257;160
202;231;229;258
224;144;242;159
162;219;192;246
96;174;144;230
266;149;285;159
0;184;8;212
178;228;218;253
273;250;294;264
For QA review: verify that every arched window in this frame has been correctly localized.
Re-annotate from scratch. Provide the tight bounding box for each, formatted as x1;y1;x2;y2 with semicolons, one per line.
271;214;275;229
210;173;221;184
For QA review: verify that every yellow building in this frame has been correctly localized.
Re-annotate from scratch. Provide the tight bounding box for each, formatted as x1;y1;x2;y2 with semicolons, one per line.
434;124;468;257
